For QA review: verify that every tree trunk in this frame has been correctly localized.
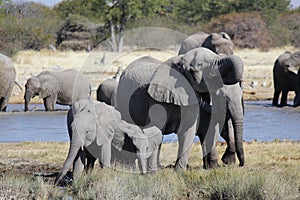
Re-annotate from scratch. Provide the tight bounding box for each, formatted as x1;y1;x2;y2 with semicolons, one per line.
109;20;117;52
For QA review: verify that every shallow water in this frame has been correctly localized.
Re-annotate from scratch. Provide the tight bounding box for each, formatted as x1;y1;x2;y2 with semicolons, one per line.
0;101;299;143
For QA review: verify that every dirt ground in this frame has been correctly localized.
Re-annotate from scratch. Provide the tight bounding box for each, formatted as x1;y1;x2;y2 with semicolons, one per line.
8;47;299;104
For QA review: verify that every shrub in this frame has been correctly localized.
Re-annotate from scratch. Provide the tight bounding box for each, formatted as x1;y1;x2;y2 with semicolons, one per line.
205;12;275;49
280;12;300;47
0;2;63;56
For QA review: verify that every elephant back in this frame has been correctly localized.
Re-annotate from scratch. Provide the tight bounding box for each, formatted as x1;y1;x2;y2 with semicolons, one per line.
51;69;91;104
122;56;162;85
115;56;162;125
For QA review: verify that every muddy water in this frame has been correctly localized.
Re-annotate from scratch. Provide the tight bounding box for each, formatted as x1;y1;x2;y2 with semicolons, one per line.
0;101;299;143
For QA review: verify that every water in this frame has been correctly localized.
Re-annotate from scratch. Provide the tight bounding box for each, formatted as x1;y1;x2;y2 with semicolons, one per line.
0;101;299;143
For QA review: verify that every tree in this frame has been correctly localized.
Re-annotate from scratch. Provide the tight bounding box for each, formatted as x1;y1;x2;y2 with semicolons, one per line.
92;0;172;52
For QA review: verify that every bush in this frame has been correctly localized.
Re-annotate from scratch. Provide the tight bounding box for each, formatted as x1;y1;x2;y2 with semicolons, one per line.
280;12;300;47
0;2;63;56
205;12;275;49
56;14;106;51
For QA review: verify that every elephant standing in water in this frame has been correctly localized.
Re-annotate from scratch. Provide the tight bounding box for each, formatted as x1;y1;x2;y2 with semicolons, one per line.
272;51;300;107
96;67;122;106
115;48;245;170
178;31;234;55
0;53;16;111
24;69;91;111
55;97;162;185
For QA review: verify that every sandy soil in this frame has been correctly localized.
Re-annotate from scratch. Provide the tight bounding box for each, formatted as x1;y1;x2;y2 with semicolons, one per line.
8;47;298;104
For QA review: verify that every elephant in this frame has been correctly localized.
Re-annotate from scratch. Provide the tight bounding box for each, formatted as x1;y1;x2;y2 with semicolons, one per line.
178;31;242;165
110;126;162;173
178;31;234;55
24;69;91;111
115;48;245;170
272;51;300;107
0;53;16;111
96;67;122;106
55;97;162;185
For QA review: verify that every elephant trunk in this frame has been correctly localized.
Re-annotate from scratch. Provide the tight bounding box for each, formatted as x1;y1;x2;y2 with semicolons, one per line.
233;115;244;166
24;92;33;112
215;55;244;84
54;132;82;185
137;152;147;174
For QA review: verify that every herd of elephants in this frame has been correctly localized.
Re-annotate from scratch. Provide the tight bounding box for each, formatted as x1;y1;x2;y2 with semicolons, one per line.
1;31;300;185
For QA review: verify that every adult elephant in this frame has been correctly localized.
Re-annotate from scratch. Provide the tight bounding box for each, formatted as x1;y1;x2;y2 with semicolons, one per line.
272;51;300;107
54;97;162;185
115;48;244;170
178;31;234;55
96;67;122;105
0;53;16;111
24;69;91;111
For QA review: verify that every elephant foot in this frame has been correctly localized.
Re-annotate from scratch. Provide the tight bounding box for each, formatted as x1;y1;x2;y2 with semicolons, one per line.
221;151;236;165
174;159;188;171
203;157;219;170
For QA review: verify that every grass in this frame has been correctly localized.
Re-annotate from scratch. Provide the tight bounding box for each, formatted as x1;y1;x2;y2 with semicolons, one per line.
0;141;299;199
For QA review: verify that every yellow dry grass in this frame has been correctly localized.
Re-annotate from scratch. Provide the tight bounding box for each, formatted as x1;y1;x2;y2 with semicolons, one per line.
9;46;299;103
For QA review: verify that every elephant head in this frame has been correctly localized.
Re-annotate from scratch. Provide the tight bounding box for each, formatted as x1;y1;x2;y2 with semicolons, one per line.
24;72;60;111
178;31;234;56
24;76;41;111
278;51;300;72
202;32;234;56
148;48;243;105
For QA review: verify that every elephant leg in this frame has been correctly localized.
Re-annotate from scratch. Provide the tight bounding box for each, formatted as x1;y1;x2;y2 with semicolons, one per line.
272;89;281;106
0;97;8;111
197;108;219;169
176;131;194;170
73;148;86;180
157;142;163;169
43;95;56;111
221;118;236;165
280;90;288;106
147;149;158;173
201;125;219;169
86;150;96;172
98;142;111;168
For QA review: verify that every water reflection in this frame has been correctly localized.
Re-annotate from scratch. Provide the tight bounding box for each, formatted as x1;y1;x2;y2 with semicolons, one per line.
0;101;299;143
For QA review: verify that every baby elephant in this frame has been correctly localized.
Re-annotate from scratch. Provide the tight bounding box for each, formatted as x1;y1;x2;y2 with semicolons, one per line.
111;126;162;173
55;97;162;185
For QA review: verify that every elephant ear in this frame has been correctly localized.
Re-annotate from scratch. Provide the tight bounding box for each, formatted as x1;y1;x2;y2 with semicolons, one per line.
73;112;97;147
38;72;60;99
286;51;300;69
94;102;120;146
147;57;199;106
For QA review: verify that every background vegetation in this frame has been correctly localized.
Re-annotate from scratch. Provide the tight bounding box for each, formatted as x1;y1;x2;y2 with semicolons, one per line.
0;0;300;56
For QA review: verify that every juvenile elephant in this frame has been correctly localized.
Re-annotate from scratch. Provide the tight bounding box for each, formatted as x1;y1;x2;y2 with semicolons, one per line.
178;31;234;55
115;48;245;170
55;97;162;185
111;126;162;173
272;51;300;107
96;67;122;106
0;53;16;111
24;69;91;111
